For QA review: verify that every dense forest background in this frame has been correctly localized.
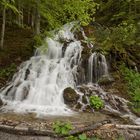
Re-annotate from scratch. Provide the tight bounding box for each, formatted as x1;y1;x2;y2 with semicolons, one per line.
0;0;140;114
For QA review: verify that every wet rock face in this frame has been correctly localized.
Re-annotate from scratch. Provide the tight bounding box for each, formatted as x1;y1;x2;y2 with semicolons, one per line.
0;78;6;89
63;87;80;107
76;66;86;85
0;98;3;107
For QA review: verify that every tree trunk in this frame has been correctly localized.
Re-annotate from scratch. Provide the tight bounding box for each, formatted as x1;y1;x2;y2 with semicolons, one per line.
34;0;40;35
27;6;31;26
21;8;24;28
35;7;40;35
17;0;23;28
0;6;6;50
18;1;21;26
31;8;35;29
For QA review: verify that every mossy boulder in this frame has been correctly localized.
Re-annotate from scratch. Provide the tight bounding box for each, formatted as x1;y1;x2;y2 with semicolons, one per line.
98;76;114;86
63;87;80;107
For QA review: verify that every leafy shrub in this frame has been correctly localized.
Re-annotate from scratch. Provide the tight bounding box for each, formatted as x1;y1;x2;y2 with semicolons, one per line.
120;65;140;112
33;35;42;48
89;95;104;110
53;121;73;135
0;63;17;79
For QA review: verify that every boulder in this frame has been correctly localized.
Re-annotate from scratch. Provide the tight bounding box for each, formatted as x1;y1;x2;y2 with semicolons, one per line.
98;75;114;86
82;95;88;104
75;102;83;110
63;87;80;107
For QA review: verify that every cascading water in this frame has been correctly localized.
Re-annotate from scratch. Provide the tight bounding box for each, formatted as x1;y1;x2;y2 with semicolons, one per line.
0;23;139;125
0;23;83;116
88;52;109;83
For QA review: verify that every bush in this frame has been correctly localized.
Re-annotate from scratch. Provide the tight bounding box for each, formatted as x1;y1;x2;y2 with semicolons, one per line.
89;95;104;110
53;121;73;135
120;65;140;112
0;63;17;79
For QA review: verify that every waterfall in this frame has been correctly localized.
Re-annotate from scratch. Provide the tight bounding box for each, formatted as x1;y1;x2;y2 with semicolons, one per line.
88;52;109;83
81;28;93;48
0;23;83;116
0;22;139;125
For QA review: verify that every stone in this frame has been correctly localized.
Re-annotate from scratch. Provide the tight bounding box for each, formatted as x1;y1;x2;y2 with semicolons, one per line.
82;95;88;104
83;105;93;112
63;87;80;107
75;102;83;110
98;76;114;86
76;66;86;85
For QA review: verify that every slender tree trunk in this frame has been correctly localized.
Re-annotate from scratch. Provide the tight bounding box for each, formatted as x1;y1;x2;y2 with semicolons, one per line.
31;8;35;29
17;0;23;28
34;0;40;35
129;2;132;14
18;0;21;26
134;0;137;16
27;6;31;26
0;6;6;50
35;7;40;35
21;7;24;27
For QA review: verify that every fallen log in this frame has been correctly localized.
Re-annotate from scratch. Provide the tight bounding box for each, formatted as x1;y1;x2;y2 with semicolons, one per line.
116;124;140;130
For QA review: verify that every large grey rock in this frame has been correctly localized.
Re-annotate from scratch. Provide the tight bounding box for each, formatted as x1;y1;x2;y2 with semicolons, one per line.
63;87;80;107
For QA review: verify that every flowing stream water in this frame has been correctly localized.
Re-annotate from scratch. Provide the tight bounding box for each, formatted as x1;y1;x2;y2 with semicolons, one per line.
88;52;109;83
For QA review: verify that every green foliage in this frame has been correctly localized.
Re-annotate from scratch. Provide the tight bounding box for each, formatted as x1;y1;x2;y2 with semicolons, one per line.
0;63;17;79
78;134;90;140
33;33;48;54
53;121;73;135
120;65;140;112
114;136;126;140
89;95;104;110
0;0;19;13
65;136;78;140
33;35;42;48
37;0;98;30
93;20;139;51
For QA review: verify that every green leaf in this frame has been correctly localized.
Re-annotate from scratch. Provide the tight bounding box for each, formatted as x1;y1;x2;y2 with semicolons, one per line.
79;133;87;140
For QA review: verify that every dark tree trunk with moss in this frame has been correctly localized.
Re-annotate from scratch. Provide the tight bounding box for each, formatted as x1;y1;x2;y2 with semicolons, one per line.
0;6;6;49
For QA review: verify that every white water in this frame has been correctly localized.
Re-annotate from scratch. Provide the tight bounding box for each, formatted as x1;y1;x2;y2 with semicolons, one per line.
88;52;109;83
0;23;140;125
0;23;83;116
